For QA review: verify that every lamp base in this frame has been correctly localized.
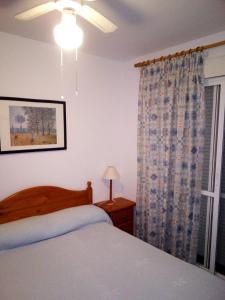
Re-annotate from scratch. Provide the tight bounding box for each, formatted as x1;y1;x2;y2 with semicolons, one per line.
107;199;115;205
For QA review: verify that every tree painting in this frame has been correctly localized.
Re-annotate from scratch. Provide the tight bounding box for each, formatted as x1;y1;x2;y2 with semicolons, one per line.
9;106;57;146
15;114;26;132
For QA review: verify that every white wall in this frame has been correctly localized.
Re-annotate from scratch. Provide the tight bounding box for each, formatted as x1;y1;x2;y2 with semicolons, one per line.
0;32;138;202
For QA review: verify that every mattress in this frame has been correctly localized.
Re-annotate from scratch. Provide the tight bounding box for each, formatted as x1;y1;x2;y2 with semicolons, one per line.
0;221;225;300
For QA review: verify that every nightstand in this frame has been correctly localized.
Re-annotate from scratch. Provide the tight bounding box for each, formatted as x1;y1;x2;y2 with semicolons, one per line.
95;197;136;235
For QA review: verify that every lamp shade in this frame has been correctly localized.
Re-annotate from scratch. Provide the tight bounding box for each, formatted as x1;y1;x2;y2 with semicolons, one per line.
103;166;119;180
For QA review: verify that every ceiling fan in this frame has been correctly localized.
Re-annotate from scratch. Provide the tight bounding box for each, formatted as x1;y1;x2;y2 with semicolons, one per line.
15;0;118;93
15;0;118;50
15;0;118;33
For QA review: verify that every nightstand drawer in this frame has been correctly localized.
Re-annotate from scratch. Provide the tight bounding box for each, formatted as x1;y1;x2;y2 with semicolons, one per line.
117;221;133;234
111;208;133;225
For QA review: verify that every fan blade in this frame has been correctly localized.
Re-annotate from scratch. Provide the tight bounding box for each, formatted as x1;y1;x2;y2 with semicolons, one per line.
15;2;56;21
79;5;118;33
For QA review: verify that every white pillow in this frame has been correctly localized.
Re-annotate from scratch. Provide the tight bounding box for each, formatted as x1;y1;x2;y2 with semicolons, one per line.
0;205;112;251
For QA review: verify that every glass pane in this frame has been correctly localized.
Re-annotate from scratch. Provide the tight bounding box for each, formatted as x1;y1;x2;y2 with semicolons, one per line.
197;195;209;266
201;86;219;192
216;126;225;275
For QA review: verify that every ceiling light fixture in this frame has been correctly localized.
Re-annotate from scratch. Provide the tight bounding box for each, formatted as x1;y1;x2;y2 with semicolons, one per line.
54;9;83;50
54;9;83;97
15;0;118;96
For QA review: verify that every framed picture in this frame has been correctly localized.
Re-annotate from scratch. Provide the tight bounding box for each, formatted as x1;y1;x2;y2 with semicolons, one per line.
0;97;67;154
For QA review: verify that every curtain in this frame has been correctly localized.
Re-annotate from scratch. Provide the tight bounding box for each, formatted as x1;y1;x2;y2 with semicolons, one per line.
136;51;205;264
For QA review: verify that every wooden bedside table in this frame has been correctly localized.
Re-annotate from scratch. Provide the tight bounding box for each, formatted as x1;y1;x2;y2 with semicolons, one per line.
95;197;136;235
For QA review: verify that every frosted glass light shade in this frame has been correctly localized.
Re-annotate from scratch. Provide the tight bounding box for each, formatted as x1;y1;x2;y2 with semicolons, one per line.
54;13;83;50
103;166;120;180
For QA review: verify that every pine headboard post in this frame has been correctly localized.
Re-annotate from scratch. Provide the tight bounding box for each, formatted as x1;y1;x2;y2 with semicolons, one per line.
87;181;93;204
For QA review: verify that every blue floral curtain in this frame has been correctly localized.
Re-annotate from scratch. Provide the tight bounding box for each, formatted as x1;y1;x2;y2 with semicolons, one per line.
136;51;205;264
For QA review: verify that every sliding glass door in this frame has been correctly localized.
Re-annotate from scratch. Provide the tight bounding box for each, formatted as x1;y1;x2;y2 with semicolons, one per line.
197;77;225;276
216;128;225;275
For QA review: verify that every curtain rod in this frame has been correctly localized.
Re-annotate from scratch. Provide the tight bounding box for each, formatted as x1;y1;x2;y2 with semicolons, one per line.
134;40;225;68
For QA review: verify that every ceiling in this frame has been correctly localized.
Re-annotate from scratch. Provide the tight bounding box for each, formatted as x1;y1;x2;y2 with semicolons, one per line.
0;0;225;61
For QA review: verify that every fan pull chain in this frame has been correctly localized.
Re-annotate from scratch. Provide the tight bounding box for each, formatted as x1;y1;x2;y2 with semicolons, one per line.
75;47;78;96
60;47;64;100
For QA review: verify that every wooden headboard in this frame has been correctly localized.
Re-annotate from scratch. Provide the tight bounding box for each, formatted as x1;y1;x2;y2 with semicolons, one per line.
0;181;92;224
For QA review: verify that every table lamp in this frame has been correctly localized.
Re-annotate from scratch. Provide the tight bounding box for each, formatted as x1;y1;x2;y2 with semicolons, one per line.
103;166;120;204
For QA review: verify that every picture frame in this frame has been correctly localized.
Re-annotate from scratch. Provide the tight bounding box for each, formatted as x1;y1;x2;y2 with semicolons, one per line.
0;97;67;154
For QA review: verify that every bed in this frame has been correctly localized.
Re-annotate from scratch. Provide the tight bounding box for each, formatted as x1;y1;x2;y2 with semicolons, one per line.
0;182;224;300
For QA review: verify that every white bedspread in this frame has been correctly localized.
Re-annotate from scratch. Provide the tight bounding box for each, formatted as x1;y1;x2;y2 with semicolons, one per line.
0;222;224;300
